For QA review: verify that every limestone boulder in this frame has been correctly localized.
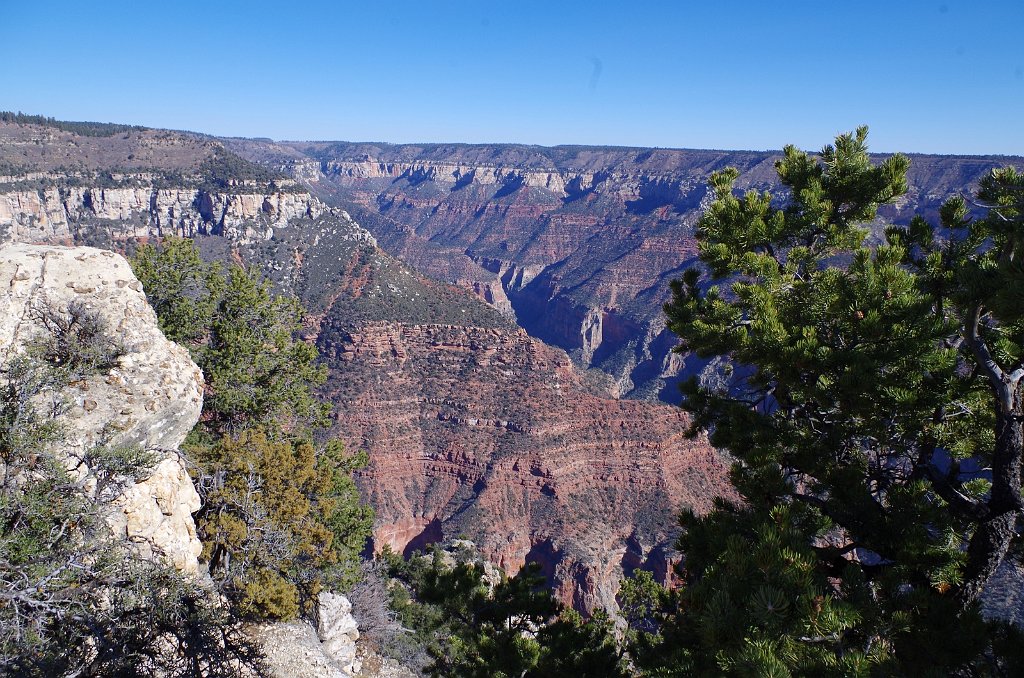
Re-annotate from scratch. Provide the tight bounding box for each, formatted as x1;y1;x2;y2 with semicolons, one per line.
317;593;361;673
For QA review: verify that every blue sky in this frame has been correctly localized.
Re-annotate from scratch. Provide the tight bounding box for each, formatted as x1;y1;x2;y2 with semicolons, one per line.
2;1;1021;154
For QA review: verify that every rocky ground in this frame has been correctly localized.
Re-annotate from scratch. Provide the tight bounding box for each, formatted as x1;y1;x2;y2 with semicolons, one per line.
254;592;416;678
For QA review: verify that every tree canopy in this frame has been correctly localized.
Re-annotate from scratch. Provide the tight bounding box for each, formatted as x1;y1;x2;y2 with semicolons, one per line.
650;127;1024;675
383;545;629;678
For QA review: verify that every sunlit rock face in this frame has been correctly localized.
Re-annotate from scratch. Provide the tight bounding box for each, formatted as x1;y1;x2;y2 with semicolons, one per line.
0;185;323;244
0;244;204;573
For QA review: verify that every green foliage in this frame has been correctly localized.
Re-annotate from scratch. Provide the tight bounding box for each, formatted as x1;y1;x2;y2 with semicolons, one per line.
133;237;329;433
196;431;373;619
0;304;264;675
659;127;1024;675
130;237;225;346
384;546;629;678
0;110;145;137
131;237;373;621
204;264;329;432
618;569;682;674
198;149;282;193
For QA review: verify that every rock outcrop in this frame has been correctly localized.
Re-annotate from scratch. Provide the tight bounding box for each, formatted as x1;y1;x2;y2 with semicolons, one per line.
255;592;414;678
0;244;204;573
318;593;361;673
324;321;731;613
0;185;323;244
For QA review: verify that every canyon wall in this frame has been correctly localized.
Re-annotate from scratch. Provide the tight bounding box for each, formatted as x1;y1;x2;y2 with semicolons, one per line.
0;184;322;244
237;213;733;614
235;140;1021;402
323;322;728;612
0;119;733;612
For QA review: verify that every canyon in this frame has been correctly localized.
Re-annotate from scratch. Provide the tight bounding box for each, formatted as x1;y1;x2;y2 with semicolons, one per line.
8;117;1018;616
0;118;733;612
231;211;733;613
227;139;1024;402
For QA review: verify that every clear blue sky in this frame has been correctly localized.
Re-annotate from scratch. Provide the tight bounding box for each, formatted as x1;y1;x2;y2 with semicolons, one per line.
3;1;1022;155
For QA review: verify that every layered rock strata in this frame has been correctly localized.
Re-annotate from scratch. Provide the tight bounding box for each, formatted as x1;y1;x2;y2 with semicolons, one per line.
238;140;1021;402
0;244;204;572
322;321;731;613
209;209;735;615
0;185;322;244
1;121;737;613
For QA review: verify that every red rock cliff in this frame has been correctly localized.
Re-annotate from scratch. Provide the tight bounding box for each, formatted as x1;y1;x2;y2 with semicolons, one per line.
322;321;731;613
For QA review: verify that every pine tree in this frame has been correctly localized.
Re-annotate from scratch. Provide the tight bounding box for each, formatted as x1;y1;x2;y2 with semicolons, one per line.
131;239;372;621
133;237;330;434
203;264;329;434
384;546;629;678
654;127;1024;674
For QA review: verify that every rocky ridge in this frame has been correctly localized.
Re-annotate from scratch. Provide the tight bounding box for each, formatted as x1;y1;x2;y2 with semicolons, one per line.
0;117;316;246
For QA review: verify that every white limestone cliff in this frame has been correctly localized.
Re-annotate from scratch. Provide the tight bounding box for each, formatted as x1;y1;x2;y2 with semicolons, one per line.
0;186;324;244
0;244;204;573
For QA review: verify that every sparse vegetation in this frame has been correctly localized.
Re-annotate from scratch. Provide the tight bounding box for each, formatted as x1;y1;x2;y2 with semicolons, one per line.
0;111;145;137
0;303;265;676
198;150;283;193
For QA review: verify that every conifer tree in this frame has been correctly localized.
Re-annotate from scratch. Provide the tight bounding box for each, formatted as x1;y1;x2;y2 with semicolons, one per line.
131;238;372;621
384;546;629;678
655;127;1024;674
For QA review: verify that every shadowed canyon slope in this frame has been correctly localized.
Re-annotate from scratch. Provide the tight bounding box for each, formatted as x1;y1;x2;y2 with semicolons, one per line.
226;139;1024;402
0;118;733;612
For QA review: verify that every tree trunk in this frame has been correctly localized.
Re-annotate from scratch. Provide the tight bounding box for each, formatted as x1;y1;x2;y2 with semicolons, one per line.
957;391;1024;609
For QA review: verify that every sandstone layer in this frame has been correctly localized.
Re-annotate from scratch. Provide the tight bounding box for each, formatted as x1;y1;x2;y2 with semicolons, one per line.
0;244;204;572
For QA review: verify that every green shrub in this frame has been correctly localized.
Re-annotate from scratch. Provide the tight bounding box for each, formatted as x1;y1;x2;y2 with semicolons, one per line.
132;237;374;621
0;304;265;675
